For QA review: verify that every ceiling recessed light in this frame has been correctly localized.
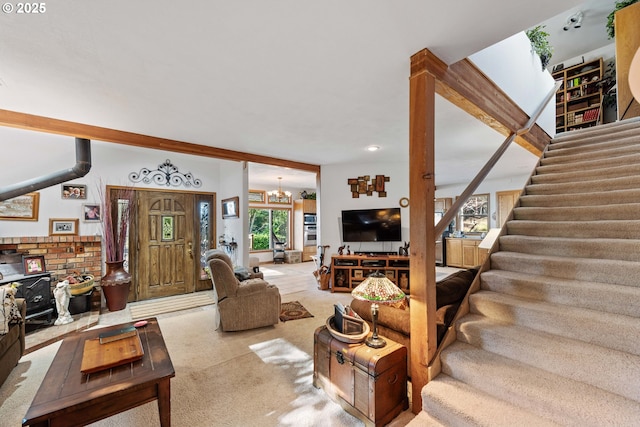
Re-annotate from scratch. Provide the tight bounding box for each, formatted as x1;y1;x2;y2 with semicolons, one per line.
366;145;380;152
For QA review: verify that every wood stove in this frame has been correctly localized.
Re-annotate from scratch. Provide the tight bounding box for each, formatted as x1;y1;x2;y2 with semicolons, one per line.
0;253;53;322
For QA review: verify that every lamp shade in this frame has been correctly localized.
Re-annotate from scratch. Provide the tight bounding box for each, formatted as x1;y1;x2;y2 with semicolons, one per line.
351;271;405;304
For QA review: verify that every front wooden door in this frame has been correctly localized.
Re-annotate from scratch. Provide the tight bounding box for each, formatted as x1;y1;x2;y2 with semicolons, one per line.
136;190;195;300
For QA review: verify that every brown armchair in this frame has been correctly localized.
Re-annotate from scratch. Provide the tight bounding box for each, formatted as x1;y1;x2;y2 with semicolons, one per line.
205;250;281;331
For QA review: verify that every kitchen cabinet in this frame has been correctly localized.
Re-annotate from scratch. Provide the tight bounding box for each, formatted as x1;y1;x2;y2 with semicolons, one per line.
294;199;317;262
445;238;462;267
300;199;316;214
446;238;487;268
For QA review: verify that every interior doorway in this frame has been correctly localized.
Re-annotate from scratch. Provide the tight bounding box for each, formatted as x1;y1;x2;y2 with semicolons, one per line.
129;188;215;302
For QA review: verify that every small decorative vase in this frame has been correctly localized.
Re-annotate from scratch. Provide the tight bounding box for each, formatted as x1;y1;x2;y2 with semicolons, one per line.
101;260;132;312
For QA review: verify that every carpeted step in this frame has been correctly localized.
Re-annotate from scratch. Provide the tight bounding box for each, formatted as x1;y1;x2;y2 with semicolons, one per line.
455;314;640;402
536;152;640;175
550;117;640;147
497;235;640;262
506;219;640;240
519;188;640;207
404;410;449;427
552;127;640;150
440;341;640;426
540;142;640;166
418;374;559;427
480;269;640;318
524;175;640;195
490;251;640;287
531;162;640;185
468;290;640;356
512;203;640;221
546;133;640;158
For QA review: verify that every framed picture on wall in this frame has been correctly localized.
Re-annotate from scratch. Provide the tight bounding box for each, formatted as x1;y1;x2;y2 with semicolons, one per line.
0;192;40;221
49;218;79;236
248;190;265;204
222;197;239;219
61;184;87;199
23;255;46;275
267;193;291;204
82;204;101;222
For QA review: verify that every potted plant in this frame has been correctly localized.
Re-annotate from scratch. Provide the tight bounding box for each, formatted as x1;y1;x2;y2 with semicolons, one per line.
99;185;135;311
606;0;639;39
526;25;553;71
597;58;618;123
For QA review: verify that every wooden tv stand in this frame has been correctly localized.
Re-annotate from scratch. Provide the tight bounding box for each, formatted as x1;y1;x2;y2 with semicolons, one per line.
330;254;410;294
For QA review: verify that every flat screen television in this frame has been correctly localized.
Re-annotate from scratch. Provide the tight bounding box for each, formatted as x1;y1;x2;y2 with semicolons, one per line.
341;208;402;242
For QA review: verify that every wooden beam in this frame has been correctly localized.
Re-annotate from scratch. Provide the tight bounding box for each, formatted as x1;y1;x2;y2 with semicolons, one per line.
0;109;320;174
408;53;437;414
412;48;550;156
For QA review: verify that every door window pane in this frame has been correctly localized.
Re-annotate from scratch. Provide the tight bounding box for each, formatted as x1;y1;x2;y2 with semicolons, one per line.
199;201;210;279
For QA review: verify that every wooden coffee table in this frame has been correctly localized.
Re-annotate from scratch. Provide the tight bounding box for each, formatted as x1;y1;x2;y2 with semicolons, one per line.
23;318;175;427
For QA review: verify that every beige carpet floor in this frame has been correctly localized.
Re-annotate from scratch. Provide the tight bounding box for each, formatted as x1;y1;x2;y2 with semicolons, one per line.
0;261;425;426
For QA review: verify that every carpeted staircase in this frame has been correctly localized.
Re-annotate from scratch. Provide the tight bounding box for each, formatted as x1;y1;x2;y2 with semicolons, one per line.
411;117;640;426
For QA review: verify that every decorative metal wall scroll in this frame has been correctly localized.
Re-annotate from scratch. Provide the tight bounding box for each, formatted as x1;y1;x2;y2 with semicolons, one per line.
347;175;389;198
129;159;202;188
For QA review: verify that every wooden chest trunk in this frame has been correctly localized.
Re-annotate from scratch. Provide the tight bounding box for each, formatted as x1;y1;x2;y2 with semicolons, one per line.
313;325;408;426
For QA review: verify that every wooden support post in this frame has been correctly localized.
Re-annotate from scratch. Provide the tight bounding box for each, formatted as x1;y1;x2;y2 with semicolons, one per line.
408;50;438;414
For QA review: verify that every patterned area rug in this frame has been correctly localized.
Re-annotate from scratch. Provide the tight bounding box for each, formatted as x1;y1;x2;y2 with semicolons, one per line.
279;301;314;322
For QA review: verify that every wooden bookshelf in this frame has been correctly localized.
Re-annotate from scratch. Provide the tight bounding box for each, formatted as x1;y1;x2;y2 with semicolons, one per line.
553;58;603;134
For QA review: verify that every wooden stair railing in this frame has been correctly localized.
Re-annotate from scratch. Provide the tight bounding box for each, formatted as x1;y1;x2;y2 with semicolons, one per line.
434;80;562;238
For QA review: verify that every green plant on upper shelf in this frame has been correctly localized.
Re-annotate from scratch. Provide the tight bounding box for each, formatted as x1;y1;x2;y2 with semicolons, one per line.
606;0;639;39
597;58;617;109
526;25;553;71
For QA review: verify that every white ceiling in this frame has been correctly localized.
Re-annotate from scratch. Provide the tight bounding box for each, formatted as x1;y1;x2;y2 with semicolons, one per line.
535;0;617;67
2;0;613;191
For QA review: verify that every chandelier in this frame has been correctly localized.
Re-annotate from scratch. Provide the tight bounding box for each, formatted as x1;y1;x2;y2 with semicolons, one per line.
268;177;291;202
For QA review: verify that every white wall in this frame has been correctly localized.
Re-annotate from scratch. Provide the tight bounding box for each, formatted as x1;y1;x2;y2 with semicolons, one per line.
217;160;246;265
318;159;534;254
469;32;557;137
0;126;244;259
319;161;410;257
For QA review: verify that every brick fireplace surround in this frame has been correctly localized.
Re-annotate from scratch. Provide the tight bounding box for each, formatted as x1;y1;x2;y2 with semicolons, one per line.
0;236;102;282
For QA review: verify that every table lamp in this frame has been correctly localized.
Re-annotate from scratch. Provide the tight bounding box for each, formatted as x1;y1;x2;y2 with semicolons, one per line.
351;271;406;348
